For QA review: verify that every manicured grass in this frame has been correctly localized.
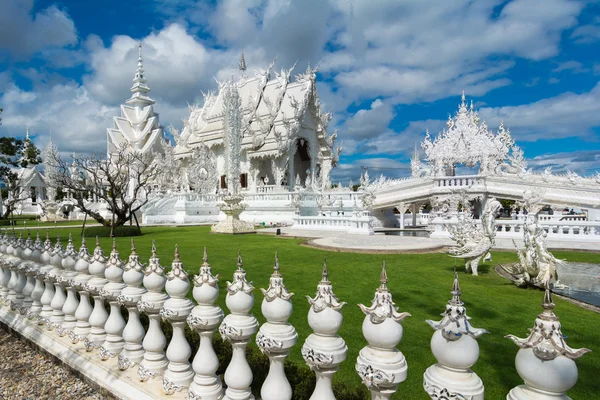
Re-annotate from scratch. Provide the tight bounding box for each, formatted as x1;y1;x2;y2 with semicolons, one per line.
49;226;600;399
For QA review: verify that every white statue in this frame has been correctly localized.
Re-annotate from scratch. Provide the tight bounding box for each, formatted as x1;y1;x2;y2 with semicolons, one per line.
448;198;502;275
502;215;564;288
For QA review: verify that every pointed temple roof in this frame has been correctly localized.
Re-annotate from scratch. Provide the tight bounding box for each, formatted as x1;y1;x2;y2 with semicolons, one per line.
172;59;337;161
107;42;164;155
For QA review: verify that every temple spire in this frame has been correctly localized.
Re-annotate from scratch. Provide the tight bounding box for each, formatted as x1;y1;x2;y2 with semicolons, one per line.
239;50;247;72
126;41;154;107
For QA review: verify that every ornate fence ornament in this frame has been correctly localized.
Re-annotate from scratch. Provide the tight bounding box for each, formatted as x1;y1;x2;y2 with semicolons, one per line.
188;247;224;400
85;237;109;350
356;262;410;399
505;285;591;399
161;245;194;394
137;241;169;382
424;270;487;399
302;259;347;400
220;251;259;399
99;239;126;359
48;234;66;330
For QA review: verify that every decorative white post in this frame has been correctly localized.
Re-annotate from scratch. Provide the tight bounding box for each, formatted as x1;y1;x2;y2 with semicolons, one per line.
356;262;410;399
38;233;56;325
12;231;27;313
0;231;11;303
161;245;194;395
48;234;66;330
84;237;109;351
137;241;169;382
256;253;297;400
99;239;126;360
117;239;147;370
302;259;347;400
423;271;487;399
59;234;79;336
28;232;45;319
219;252;259;400
188;248;224;400
505;286;591;400
21;231;36;313
71;236;93;343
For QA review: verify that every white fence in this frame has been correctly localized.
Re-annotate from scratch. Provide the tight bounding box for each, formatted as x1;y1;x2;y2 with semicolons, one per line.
0;233;588;399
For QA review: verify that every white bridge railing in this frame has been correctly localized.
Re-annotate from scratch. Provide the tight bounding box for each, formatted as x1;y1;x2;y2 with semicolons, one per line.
0;232;588;399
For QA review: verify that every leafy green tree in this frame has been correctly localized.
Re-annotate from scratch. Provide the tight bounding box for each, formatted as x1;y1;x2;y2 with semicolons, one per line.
0;135;43;218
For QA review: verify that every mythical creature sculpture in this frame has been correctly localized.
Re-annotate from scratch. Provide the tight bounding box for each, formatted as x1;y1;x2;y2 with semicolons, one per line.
447;198;502;275
501;215;564;288
495;145;529;176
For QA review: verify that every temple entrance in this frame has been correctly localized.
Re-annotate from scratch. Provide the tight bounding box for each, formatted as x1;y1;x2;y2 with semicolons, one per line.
292;138;311;186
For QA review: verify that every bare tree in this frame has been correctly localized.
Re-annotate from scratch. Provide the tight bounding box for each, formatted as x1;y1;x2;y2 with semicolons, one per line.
48;145;159;230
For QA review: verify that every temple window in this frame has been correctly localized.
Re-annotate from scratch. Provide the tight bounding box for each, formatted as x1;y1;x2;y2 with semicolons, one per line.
220;175;227;189
240;173;248;188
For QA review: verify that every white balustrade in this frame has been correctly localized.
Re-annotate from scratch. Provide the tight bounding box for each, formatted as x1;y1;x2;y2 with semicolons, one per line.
117;239;147;370
137;241;169;382
161;245;194;395
257;254;297;400
60;234;79;336
302;259;347;400
424;271;487;399
99;240;126;360
71;236;93;343
188;248;224;400
356;262;410;399
0;238;594;400
84;237;109;351
219;252;259;400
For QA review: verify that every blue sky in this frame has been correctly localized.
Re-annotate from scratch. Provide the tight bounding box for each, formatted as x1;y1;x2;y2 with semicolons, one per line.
1;0;600;182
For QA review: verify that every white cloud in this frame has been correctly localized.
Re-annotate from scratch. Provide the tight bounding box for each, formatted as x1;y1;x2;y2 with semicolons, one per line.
528;150;600;175
479;82;600;141
0;0;78;59
552;60;588;73
343;99;394;140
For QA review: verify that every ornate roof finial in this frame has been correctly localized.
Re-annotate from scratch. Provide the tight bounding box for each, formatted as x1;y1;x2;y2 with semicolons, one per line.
378;261;388;291
112;238;117;251
203;247;208;265
461;90;466;104
96;235;100;247
237;250;243;271
127;41;153;106
174;244;180;262
273;252;280;276
321;257;329;283
151;240;157;257
450;269;462;306
239;50;247;72
131;238;136;252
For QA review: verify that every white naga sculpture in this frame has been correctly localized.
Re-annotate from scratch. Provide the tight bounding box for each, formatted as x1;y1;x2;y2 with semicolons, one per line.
447;198;502;275
502;215;564;288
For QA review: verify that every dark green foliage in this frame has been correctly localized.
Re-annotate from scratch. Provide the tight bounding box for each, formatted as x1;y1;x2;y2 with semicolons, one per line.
84;226;142;237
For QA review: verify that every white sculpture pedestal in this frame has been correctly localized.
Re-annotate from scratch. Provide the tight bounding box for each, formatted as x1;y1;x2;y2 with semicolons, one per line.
211;195;255;234
423;363;484;399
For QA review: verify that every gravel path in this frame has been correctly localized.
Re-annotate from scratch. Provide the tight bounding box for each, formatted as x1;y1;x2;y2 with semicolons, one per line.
0;329;106;400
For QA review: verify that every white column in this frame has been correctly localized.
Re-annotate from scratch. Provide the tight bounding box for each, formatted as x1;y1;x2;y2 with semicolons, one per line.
37;233;55;325
117;239;147;370
506;287;591;399
28;232;45;319
356;262;410;399
137;241;169;382
70;236;93;343
99;239;126;360
411;203;418;227
220;252;259;400
48;234;66;330
84;238;109;351
20;231;35;313
302;259;347;400
398;203;405;229
188;248;224;400
257;254;297;400
161;245;195;395
59;234;79;336
424;271;487;399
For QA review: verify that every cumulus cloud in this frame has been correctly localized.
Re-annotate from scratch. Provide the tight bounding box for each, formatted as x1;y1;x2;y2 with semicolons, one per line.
528;150;600;175
0;0;78;59
479;82;600;141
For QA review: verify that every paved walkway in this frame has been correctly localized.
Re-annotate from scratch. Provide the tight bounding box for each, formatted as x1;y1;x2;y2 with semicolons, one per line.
259;228;600;253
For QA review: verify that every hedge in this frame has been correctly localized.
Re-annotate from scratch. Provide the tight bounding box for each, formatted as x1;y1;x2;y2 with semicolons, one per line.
83;225;142;237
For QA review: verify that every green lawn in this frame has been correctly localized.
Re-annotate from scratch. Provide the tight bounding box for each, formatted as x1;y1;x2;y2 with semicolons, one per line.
45;226;600;399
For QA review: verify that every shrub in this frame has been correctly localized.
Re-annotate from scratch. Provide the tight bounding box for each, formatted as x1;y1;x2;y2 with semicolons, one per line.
84;225;142;237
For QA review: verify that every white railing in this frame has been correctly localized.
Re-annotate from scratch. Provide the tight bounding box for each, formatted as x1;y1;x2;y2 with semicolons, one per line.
0;233;589;399
434;175;483;188
292;214;373;234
